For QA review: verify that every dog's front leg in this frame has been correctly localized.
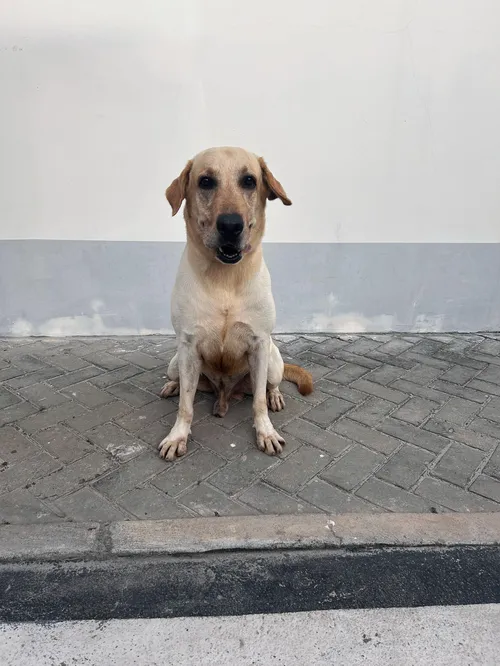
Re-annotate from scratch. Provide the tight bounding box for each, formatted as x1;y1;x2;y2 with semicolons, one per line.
249;338;285;455
158;337;200;461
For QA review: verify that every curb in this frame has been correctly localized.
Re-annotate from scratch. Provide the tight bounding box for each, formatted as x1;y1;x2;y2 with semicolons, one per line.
2;514;500;622
1;513;500;562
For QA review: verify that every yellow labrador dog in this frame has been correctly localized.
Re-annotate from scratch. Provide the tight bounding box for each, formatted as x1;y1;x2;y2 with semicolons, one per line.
158;147;313;461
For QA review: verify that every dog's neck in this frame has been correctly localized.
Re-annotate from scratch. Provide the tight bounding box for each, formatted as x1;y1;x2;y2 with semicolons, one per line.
185;238;264;292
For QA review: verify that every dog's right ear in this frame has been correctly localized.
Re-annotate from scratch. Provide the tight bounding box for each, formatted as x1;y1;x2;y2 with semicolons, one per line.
165;160;193;216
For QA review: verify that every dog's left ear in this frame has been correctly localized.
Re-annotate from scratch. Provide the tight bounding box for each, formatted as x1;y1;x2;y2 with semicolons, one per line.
258;157;292;206
165;160;193;216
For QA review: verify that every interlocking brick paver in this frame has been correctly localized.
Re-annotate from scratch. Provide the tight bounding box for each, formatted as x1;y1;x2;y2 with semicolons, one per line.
331;419;400;455
237;482;321;514
54;487;128;521
116;487;191;519
1;333;500;522
376;444;433;490
177;483;254;517
283;418;351;455
321;445;385;492
416;477;499;512
265;445;331;494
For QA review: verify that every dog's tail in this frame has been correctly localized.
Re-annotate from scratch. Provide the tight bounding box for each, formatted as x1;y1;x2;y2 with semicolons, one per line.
283;364;314;396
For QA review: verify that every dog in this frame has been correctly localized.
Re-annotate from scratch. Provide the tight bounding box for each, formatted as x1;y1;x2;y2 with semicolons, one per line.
158;146;313;461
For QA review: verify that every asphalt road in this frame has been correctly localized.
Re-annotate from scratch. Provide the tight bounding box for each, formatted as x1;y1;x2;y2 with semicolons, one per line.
1;604;498;665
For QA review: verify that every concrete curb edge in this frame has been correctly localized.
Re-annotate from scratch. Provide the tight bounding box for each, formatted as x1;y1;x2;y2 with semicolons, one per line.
1;512;500;562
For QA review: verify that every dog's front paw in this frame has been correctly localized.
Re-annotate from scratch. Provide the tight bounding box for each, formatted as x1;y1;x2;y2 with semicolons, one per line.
267;387;285;412
160;380;180;399
256;426;285;456
158;434;188;461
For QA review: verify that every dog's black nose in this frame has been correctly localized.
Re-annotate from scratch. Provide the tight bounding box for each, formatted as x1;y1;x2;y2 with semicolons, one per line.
216;213;244;240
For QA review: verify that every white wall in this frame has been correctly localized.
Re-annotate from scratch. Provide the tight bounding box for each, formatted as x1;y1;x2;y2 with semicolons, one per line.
1;0;499;244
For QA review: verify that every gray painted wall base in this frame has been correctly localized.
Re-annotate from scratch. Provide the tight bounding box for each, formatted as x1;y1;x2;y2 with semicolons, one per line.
1;240;499;335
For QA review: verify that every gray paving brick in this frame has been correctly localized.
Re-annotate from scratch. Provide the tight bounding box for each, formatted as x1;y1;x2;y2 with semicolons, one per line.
39;352;90;372
399;351;451;370
476;365;500;386
81;350;128;371
433;350;486;370
321;445;385;491
350;379;407;404
375;339;415;356
46;365;104;389
377;417;449;454
432;442;483;487
479;397;500;424
265;445;331;494
469;417;500;440
114;399;177;432
18;383;70;408
399;364;444;386
93;451;167;498
0;366;26;383
136;420;175;447
237;482;322;515
0;452;62;493
376;445;433;490
391;397;439;426
356;478;435;512
267;395;311;428
484;446;500;481
6;355;49;372
298;478;379;513
469;475;500;504
0;388;21;409
348;397;395;426
423;418;498;452
190;422;251;459
468;379;500;397
281;337;316;356
365;365;405;386
473;339;500;356
342;338;382;355
315;380;367;404
105;381;157;407
431;380;488;404
283;418;351;456
0;401;39;427
127;368;168;392
178;483;254;517
334;351;382;370
331;419;401;455
54;487;128;521
296;350;345;370
389;379;448;405
302;397;354;426
5;367;64;389
323;363;369;385
434;397;481;426
151;449;226;497
61;381;115;408
17;401;87;434
117;351;163;370
33;424;94;463
0;426;39;464
67;400;132;433
86;423;146;462
209;448;281;495
116;486;191;519
310;338;349;355
439;365;479;385
416;476;500;512
89;365;143;388
30;451;115;499
0;488;63;524
280;383;329;406
299;362;334;381
162;399;214;427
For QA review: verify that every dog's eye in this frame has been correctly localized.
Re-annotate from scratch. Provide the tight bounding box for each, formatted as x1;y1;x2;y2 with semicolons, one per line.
198;176;216;190
241;175;257;190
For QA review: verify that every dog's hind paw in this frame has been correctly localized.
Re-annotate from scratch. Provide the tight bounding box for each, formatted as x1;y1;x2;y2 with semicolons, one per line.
160;380;180;398
267;387;285;412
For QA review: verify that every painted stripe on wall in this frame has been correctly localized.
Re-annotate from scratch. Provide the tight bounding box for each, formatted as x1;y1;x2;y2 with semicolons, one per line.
1;240;499;336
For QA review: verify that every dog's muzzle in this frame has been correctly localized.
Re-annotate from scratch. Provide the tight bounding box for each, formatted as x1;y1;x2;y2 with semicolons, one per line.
216;213;244;264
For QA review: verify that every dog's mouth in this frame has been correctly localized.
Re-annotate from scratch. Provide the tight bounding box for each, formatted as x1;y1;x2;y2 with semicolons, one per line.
216;244;243;265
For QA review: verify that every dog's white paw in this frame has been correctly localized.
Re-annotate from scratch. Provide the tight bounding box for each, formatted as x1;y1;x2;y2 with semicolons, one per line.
158;434;188;461
256;427;285;456
267;387;285;412
160;380;180;399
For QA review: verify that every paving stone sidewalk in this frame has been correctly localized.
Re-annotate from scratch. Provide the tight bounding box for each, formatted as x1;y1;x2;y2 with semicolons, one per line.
1;333;500;524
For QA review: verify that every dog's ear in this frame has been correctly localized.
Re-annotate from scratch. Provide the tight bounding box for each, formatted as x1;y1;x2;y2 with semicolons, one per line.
258;157;292;206
165;160;193;216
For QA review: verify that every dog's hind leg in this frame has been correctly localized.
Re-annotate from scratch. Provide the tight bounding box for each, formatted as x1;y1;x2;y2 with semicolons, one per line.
267;341;285;412
160;353;180;398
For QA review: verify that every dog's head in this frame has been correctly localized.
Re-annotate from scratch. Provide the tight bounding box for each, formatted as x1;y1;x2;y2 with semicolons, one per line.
165;147;291;265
